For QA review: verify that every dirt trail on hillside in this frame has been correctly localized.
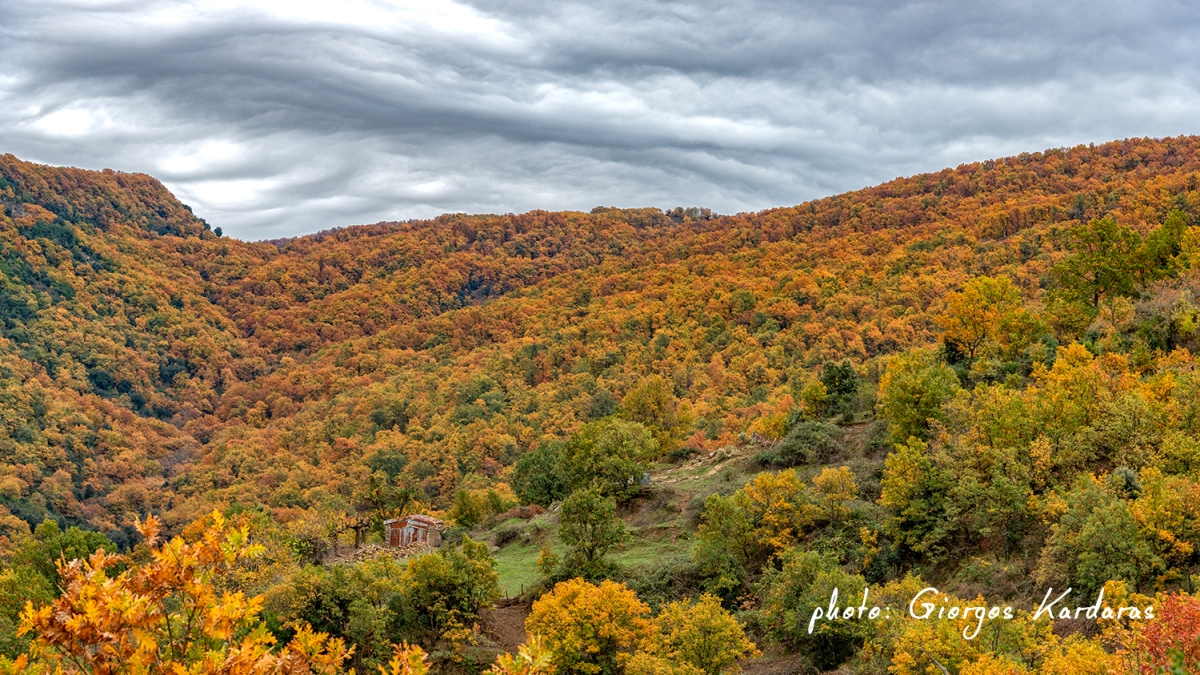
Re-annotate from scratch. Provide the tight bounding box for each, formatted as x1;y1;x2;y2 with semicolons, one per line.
478;601;529;653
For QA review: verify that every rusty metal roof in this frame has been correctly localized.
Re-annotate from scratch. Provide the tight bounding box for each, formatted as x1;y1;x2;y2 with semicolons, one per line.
382;514;445;528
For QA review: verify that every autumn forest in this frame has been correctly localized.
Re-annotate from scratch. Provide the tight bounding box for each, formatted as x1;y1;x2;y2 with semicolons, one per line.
2;136;1200;674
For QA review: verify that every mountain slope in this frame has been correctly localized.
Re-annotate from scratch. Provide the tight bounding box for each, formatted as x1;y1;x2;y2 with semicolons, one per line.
0;137;1198;536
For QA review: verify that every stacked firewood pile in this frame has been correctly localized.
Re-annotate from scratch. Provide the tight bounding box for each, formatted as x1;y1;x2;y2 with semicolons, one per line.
329;542;437;564
392;541;436;558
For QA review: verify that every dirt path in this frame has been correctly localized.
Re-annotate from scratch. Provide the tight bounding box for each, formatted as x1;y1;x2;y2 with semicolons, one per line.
478;601;530;653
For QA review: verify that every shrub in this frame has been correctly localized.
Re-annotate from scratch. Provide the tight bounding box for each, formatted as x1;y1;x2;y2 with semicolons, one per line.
755;420;843;467
493;524;523;548
622;551;702;612
756;549;869;671
264;556;406;669
397;536;501;642
496;505;548;521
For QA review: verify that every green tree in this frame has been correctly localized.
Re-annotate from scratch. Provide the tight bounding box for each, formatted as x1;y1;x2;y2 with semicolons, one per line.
691;493;762;600
263;555;406;670
798;380;828;418
8;519;115;590
559;488;629;576
756;549;869;671
355;470;417;545
877;348;961;444
1036;475;1160;595
879;438;955;560
1142;209;1191;281
693;470;812;600
0;566;51;657
811;466;858;525
819;361;860;416
562;419;658;499
450;488;489;529
1052;216;1142;308
510;441;569;507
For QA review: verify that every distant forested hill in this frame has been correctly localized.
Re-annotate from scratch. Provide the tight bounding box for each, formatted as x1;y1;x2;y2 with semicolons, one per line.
0;137;1197;538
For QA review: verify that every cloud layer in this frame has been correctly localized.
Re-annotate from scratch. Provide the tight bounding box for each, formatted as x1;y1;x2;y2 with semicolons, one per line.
1;0;1197;238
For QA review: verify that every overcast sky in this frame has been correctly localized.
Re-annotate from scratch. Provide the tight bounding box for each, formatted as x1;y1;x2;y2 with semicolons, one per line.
1;0;1197;239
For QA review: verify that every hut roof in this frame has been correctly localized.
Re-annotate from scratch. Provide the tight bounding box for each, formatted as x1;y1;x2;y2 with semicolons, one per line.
383;514;445;528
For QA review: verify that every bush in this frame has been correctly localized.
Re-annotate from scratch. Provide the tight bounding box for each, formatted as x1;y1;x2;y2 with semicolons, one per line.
621;551;702;612
756;549;870;671
667;445;699;463
449;485;519;529
496;504;547;521
266;536;500;662
264;557;405;669
755;420;843;467
492;524;523;548
397;536;502;641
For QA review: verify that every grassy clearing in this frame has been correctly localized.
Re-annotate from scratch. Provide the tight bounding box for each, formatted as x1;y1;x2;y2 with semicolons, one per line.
492;541;544;596
612;534;688;568
479;437;868;597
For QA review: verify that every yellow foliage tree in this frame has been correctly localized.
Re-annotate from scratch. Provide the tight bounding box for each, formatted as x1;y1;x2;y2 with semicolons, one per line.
811;466;858;524
622;375;692;455
1037;638;1117;675
692;468;814;598
888;597;1056;675
638;594;758;675
526;579;653;675
737;469;812;554
937;275;1024;360
1;511;425;675
958;653;1024;675
1182;225;1200;268
377;644;430;675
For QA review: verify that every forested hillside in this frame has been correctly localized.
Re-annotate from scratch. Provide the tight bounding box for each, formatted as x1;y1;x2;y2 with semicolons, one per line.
2;137;1200;673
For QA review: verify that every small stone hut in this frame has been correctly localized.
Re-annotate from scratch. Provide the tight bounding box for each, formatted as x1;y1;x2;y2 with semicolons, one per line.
383;514;444;548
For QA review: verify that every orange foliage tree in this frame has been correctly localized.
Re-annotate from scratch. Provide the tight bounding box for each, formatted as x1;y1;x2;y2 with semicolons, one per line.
0;511;424;675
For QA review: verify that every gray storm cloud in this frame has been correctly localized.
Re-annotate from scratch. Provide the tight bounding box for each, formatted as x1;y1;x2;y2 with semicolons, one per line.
0;0;1197;239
